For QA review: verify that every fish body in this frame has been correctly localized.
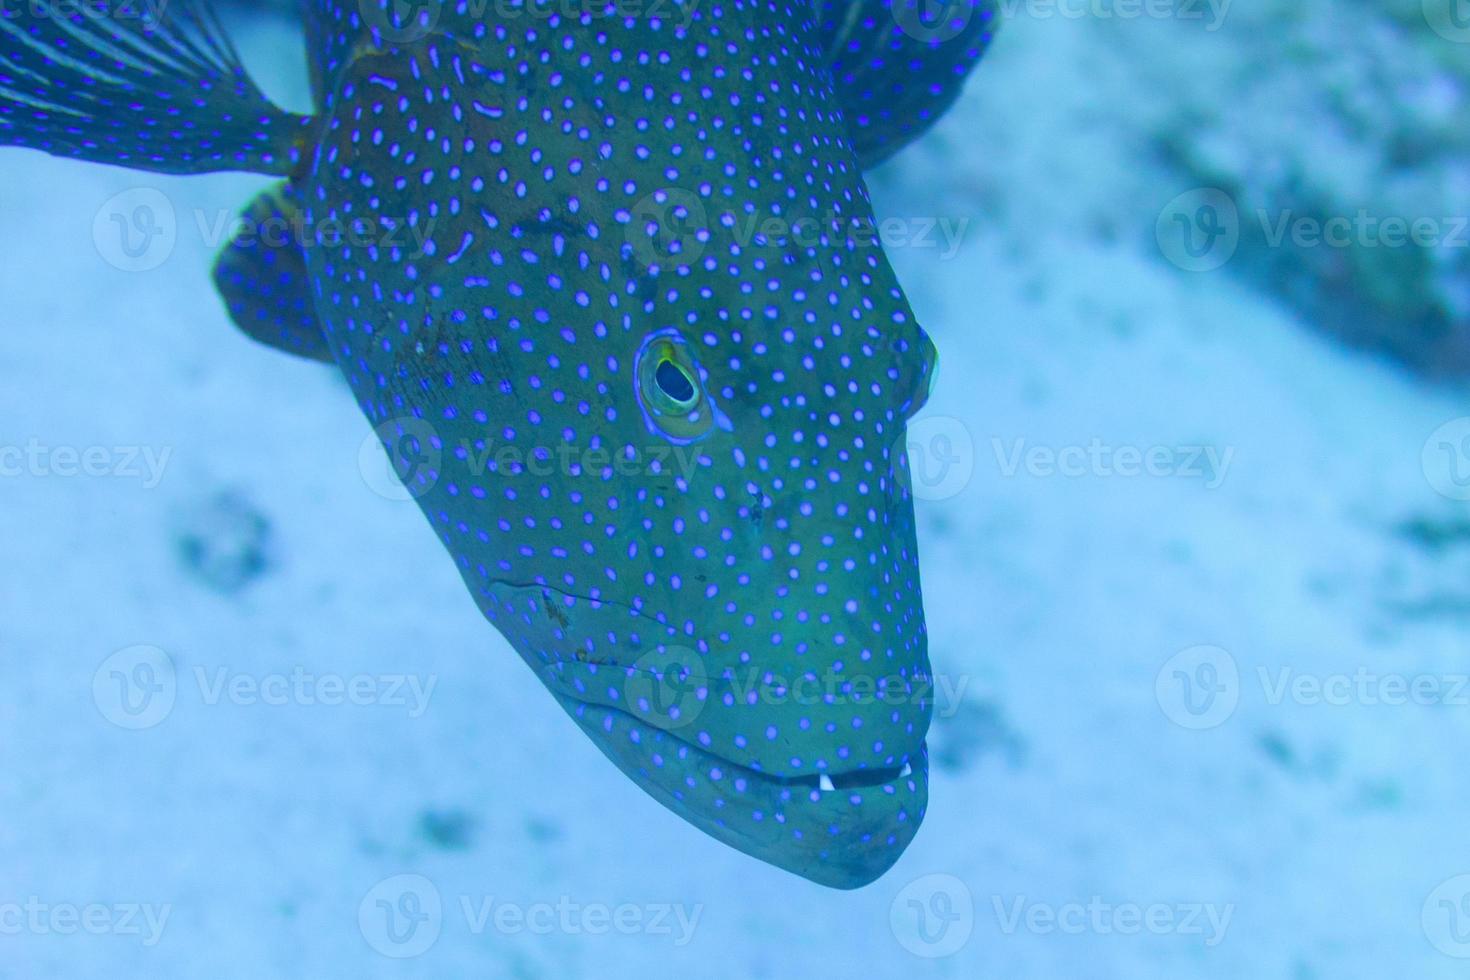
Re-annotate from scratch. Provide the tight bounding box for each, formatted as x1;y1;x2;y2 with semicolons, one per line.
0;0;996;887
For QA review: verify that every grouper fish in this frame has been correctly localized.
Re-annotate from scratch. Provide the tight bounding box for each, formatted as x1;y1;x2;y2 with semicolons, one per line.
0;0;995;887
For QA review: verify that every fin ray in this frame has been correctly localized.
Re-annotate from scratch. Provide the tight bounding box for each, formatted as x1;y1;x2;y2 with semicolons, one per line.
0;0;312;175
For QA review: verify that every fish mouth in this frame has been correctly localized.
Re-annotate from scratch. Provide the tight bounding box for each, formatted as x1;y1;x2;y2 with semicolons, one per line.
545;686;928;888
494;580;930;885
558;685;918;788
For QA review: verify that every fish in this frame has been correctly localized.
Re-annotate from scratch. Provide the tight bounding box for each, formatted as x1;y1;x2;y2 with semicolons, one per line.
0;0;996;887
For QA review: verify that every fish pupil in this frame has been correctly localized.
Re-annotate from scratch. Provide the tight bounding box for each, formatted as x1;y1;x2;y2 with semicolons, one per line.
655;359;697;407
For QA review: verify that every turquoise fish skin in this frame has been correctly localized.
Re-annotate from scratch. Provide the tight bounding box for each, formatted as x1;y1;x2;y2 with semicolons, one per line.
314;4;937;887
0;0;995;887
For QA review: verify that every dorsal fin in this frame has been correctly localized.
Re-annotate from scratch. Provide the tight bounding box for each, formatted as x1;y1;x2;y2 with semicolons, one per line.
816;0;999;167
0;0;313;175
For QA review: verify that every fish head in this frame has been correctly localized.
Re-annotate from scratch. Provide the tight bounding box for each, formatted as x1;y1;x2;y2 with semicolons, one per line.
308;7;940;887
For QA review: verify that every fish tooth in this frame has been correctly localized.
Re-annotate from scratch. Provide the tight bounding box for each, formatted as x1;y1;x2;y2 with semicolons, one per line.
819;774;836;792
900;762;913;779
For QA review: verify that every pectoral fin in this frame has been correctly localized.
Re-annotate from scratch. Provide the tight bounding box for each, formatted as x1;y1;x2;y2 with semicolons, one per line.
817;0;1000;167
212;182;330;363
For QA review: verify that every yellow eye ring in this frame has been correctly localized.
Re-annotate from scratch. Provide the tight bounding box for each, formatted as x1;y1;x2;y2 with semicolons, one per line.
634;330;729;445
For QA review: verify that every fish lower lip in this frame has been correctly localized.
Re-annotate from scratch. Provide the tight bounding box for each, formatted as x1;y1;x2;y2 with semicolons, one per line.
557;692;918;793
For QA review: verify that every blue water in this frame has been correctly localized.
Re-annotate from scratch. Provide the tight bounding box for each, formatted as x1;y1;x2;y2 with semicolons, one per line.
2;4;1468;977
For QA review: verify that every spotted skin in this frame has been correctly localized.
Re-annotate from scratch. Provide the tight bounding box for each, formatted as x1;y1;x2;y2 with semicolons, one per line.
213;183;333;361
1;0;992;887
817;0;999;166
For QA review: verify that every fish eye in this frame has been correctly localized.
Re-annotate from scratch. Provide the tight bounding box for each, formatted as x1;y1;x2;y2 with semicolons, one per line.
653;358;698;409
634;330;729;444
641;341;703;418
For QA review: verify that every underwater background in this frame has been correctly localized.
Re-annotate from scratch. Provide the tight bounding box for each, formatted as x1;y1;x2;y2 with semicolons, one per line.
2;1;1470;976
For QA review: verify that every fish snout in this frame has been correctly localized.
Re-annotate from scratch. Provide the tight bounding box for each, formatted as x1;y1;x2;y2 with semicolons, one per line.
489;582;934;886
548;671;932;889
